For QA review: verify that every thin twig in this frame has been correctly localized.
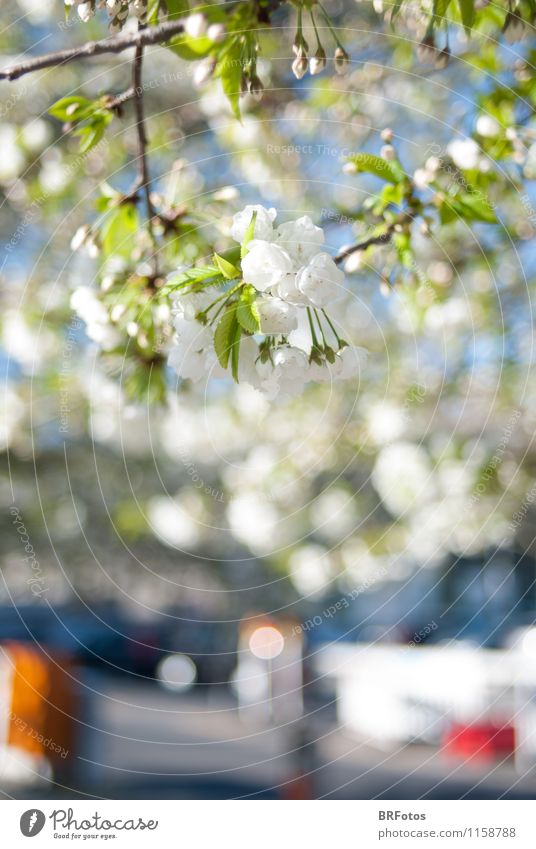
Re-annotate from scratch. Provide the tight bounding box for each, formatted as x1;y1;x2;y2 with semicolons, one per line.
131;35;158;270
333;212;415;264
105;87;136;112
0;19;187;81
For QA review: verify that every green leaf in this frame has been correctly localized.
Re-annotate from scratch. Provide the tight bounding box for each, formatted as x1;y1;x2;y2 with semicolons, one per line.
393;232;414;269
439;192;497;224
241;211;257;259
231;322;242;382
213;252;240;279
347;153;405;184
456;192;497;223
169;34;214;60
164;0;189;19
74;117;109;153
49;96;94;122
100;203;139;258
166;266;220;289
214;306;238;369
390;0;406;23
237;286;261;334
433;0;452;23
458;0;475;31
215;37;243;121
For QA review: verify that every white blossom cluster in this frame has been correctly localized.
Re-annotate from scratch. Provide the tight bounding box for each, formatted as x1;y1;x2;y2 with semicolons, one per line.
168;205;367;400
64;0;148;31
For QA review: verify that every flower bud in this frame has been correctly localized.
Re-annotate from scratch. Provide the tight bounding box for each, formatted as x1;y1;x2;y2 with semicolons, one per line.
207;23;226;43
132;0;147;19
380;127;394;142
193;57;216;87
77;1;94;22
292;49;309;80
417;32;437;64
71;224;91;252
334;46;350;75
185;12;207;39
380;144;396;161
434;46;450;70
502;12;526;43
309;46;327;75
342;161;358;175
249;75;264;101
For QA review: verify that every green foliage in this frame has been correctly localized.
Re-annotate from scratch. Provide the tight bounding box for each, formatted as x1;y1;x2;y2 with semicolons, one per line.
347;153;406;184
214;305;240;370
236;285;261;334
49;95;113;153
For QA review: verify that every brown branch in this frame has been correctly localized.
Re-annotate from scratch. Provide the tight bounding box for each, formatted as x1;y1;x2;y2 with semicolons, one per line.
0;19;187;81
131;32;158;272
334;212;415;264
334;230;393;264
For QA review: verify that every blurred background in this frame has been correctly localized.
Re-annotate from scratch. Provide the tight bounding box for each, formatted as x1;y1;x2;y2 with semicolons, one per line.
1;0;536;800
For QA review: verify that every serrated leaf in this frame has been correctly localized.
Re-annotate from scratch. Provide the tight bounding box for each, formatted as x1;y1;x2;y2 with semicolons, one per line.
237;295;260;334
231;322;242;382
213;252;239;279
166;266;220;288
347;153;405;184
241;211;257;259
214;306;238;369
458;0;475;30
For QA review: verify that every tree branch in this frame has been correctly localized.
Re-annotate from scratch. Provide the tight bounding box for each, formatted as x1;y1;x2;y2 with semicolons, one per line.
334;212;415;264
0;19;187;81
131;36;158;271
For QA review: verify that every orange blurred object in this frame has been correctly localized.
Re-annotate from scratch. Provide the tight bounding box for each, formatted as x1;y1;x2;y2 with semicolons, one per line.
1;642;76;767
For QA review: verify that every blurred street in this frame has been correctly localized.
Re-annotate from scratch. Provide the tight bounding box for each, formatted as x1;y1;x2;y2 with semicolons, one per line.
4;671;536;801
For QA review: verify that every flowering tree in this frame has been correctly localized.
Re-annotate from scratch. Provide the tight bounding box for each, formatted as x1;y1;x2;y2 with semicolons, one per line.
0;0;535;606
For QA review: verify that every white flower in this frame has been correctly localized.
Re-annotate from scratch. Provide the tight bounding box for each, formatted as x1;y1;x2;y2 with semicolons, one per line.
446;138;480;170
276;272;310;306
336;344;368;379
171;290;213;322
257;297;298;335
77;2;94;22
241;240;292;292
259;346;309;400
168;318;214;382
230;204;276;243
503;13;526;44
476;115;500;138
413;167;433;189
307;360;340;383
185;12;207;39
296;252;344;307
70;287;108;325
275;215;324;266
